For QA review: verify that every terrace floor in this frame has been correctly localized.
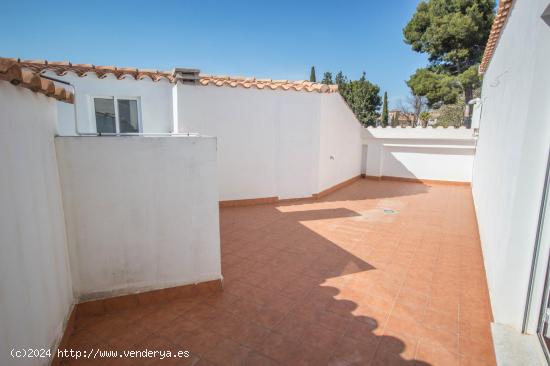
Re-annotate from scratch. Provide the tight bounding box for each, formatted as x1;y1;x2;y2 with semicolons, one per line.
62;179;495;365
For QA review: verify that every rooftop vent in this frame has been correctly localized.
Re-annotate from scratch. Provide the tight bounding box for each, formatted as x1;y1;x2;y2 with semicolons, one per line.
171;68;200;84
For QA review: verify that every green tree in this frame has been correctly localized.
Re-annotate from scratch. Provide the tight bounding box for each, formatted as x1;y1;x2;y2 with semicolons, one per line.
403;0;495;126
322;72;333;84
335;71;346;86
419;111;431;127
381;92;389;127
434;101;465;127
339;72;382;127
309;66;316;82
327;71;382;126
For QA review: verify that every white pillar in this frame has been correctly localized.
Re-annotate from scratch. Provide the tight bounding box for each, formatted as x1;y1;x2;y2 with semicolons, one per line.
171;83;180;134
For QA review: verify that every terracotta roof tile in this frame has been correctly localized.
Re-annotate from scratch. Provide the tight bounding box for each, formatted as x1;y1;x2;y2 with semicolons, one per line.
480;0;514;74
0;58;74;103
3;58;338;93
199;74;338;93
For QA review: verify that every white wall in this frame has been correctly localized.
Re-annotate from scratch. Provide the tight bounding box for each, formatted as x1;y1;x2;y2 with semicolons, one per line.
0;82;74;365
472;0;550;331
177;85;322;200
177;85;362;200
46;71;174;135
318;94;363;192
363;127;476;182
55;136;221;300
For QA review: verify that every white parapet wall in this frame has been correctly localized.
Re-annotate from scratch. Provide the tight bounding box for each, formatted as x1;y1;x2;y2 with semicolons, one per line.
0;82;74;365
55;136;221;301
177;85;362;201
318;93;363;193
362;126;477;182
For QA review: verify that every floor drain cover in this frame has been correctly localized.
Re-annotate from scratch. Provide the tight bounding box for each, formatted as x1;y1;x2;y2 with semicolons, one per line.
383;209;396;214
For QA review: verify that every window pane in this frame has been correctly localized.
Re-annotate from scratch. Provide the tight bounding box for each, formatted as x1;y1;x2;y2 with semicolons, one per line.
94;98;116;133
118;99;139;133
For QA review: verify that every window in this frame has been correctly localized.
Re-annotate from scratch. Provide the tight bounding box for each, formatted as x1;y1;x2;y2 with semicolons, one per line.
93;97;140;134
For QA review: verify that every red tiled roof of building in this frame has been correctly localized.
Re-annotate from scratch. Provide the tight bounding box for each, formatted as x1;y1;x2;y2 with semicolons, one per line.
4;58;338;93
199;74;338;93
479;0;514;74
0;58;74;103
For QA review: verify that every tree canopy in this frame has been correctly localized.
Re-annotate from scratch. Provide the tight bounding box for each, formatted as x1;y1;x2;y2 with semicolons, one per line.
322;72;333;85
318;70;381;126
403;0;495;121
337;72;382;127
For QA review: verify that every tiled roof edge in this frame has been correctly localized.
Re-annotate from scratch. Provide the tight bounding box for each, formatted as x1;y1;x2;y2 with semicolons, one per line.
0;58;74;103
479;0;514;74
199;74;338;93
4;58;338;93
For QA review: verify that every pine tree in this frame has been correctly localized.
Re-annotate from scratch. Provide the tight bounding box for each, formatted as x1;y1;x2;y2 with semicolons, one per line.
309;66;316;82
322;72;333;84
403;0;495;126
381;92;389;127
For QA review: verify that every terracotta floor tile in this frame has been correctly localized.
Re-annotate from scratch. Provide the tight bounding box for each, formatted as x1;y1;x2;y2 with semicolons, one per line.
203;338;251;366
418;328;459;355
345;318;380;342
138;308;181;333
422;308;459;335
459;353;497;366
415;341;460;366
380;329;419;359
256;332;303;364
62;180;495;365
231;319;270;349
459;337;496;364
330;335;379;365
156;316;201;341
107;323;151;349
63;329;103;351
85;315;132;341
251;307;286;329
242;351;279;366
371;351;417;366
288;344;333;366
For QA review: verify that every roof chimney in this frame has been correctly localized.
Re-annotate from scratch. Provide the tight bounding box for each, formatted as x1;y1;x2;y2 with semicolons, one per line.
171;68;200;84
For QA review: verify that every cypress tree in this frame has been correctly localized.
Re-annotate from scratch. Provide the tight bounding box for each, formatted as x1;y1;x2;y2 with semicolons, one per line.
309;66;316;82
381;92;389;127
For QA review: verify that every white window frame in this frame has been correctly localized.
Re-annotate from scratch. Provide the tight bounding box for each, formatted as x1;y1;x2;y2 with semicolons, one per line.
90;96;143;134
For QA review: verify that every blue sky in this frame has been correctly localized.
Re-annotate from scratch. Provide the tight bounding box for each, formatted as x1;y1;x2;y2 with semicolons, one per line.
0;0;427;108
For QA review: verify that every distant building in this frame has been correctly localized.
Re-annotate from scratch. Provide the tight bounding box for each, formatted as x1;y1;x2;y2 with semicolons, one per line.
388;110;415;126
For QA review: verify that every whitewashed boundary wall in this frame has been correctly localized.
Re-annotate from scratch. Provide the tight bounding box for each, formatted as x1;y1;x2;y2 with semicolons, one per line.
55;136;221;301
177;85;362;201
362;126;477;183
0;82;74;366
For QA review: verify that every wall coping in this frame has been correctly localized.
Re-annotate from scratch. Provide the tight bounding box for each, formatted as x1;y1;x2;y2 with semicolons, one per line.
365;126;471;130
